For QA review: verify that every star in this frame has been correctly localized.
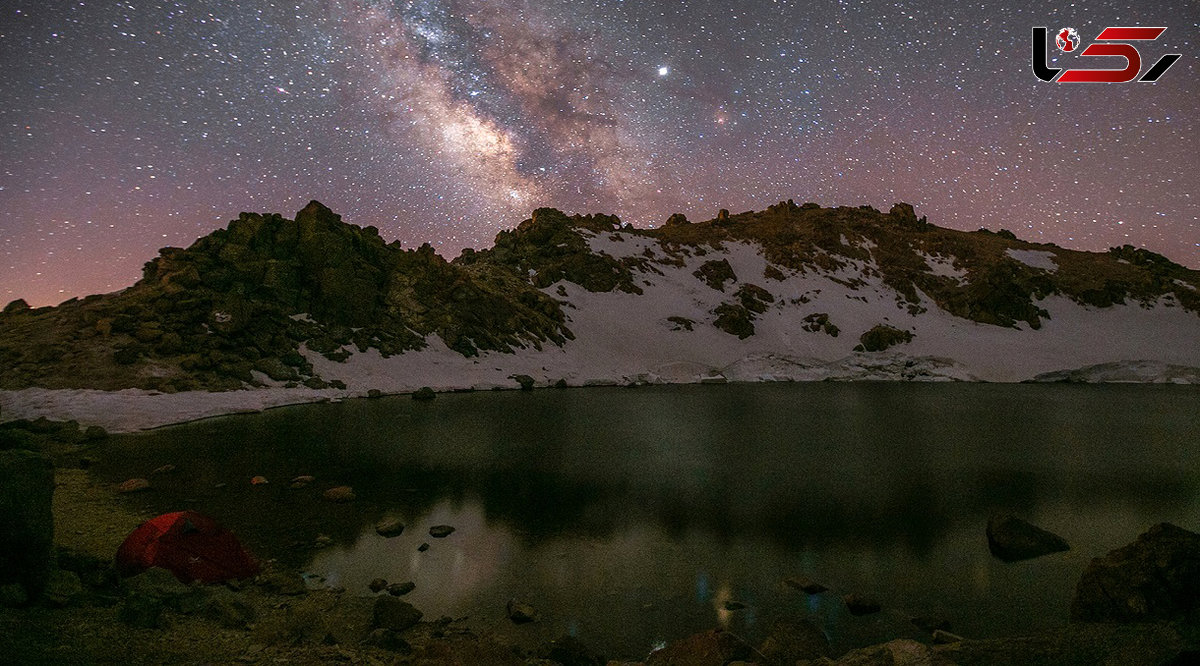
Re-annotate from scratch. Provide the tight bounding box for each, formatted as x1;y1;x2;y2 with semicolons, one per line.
0;0;1196;306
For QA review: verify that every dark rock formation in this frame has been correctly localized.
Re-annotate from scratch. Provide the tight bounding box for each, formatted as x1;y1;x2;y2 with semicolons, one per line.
0;449;54;603
374;517;405;538
758;619;830;662
1072;522;1200;623
692;259;737;292
857;324;914;352
785;576;829;595
646;629;751;665
372;596;422;632
987;514;1070;562
386;581;415;596
506;599;536;624
843;593;882;616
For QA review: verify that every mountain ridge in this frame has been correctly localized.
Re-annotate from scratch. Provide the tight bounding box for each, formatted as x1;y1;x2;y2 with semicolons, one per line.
1;199;1198;391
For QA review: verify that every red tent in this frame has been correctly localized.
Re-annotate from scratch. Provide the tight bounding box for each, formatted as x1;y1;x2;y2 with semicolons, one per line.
115;510;260;583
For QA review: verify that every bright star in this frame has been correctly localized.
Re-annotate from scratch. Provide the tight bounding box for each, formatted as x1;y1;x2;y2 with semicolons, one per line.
657;66;669;77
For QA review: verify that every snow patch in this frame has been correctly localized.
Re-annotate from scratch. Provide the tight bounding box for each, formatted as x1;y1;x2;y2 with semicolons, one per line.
1006;249;1058;271
1030;360;1200;384
918;252;967;280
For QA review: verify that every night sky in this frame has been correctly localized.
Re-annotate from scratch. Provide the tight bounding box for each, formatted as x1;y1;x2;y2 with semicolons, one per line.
2;1;1197;306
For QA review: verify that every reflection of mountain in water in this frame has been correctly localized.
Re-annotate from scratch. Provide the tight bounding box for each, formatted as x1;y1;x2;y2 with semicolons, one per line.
96;382;1200;565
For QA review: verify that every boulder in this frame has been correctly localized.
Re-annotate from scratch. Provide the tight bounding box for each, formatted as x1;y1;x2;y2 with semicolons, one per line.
538;634;603;666
41;569;83;607
375;517;405;538
647;629;752;665
122;567;192;602
369;578;388;593
1071;522;1200;623
506;599;536;623
257;570;307;595
890;202;917;220
412;387;436;401
372;596;422;632
364;628;412;652
785;576;829;594
428;525;455;538
202;586;256;629
987;514;1070;562
387;581;415;596
323;485;355;502
0;449;54;602
824;639;934;665
844;593;882;616
758;619;831;663
512;374;535;390
118;478;151;493
82;425;108;441
932;629;964;644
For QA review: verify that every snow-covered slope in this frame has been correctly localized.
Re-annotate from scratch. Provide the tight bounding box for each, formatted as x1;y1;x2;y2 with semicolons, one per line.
2;201;1199;430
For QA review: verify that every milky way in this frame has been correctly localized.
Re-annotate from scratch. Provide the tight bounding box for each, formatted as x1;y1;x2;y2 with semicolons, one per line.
1;0;1197;305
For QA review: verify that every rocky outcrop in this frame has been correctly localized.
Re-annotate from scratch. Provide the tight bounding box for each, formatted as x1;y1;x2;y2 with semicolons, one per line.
986;514;1070;562
646;629;752;665
1071;522;1200;623
856;324;914;353
0;449;54;604
1;200;1197;391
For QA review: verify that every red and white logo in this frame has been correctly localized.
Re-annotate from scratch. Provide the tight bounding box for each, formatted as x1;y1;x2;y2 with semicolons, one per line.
1032;26;1182;83
1055;27;1079;52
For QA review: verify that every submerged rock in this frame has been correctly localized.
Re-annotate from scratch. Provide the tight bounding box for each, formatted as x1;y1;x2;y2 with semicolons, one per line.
375;517;405;538
784;576;828;594
1072;522;1200;623
987;514;1070;562
843;593;882;616
369;578;388;593
322;486;355;502
428;525;455;538
387;581;415;596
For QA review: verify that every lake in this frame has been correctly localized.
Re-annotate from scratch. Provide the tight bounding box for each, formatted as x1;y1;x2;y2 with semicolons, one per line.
95;382;1200;658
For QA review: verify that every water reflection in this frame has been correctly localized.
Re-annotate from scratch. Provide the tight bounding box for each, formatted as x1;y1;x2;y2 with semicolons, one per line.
98;383;1200;657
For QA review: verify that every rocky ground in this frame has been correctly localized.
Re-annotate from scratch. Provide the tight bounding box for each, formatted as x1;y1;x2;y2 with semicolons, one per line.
4;419;1200;665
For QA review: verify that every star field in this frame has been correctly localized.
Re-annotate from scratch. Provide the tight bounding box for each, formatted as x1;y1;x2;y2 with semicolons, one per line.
2;0;1197;305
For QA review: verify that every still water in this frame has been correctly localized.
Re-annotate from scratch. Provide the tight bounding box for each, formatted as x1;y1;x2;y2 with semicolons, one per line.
100;382;1200;658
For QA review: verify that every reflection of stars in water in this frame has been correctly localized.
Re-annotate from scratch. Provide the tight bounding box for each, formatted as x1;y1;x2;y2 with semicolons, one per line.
2;0;1198;305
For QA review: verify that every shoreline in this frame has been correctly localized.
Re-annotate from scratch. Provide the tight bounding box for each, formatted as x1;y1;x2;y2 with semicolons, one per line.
3;356;1200;433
